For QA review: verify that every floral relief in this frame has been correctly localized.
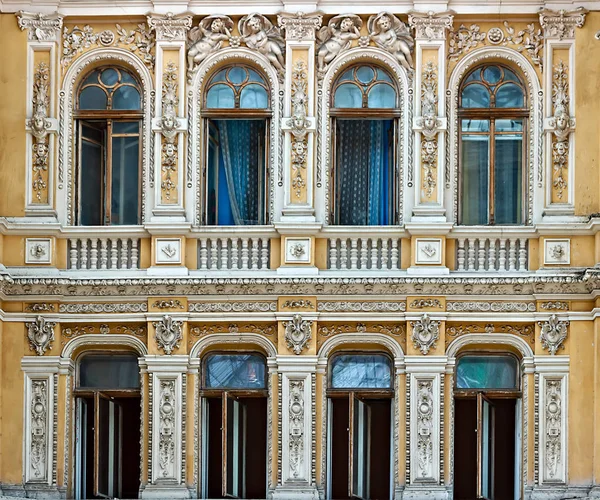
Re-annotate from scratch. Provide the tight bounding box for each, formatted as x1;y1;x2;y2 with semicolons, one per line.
160;62;179;203
29;380;48;480
158;379;176;477
287;60;310;199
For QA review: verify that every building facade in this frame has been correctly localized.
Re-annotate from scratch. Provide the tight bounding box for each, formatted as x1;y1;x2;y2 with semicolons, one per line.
0;1;600;499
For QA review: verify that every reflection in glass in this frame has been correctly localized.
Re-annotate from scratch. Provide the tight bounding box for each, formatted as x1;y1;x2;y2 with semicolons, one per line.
79;86;108;110
333;65;397;109
461;83;490;108
205;354;266;389
368;83;396;108
334;83;362;108
456;355;518;389
496;83;524;108
240;84;268;109
79;354;140;389
205;65;269;110
207;85;235;109
330;354;392;389
460;122;489;225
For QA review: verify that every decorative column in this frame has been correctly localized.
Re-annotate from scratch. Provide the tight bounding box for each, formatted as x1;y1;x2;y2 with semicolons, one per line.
408;11;454;222
148;13;192;223
540;8;587;218
17;12;63;218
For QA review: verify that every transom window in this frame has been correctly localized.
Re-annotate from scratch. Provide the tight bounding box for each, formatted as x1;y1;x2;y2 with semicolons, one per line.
330;64;399;226
203;353;266;389
75;66;142;226
459;64;527;225
330;353;392;389
455;354;519;390
202;64;270;226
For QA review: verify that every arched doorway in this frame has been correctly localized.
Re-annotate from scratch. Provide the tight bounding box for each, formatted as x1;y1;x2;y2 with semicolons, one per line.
453;352;522;500
73;352;141;499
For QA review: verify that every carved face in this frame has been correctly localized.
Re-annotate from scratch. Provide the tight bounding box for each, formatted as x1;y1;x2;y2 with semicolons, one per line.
340;18;354;31
34;142;47;157
32;114;46;132
556;112;568;130
377;15;391;31
293;114;305;129
424;116;436;130
424;140;436;155
554;141;567;156
211;18;224;32
163;142;176;156
248;17;262;33
162;114;175;131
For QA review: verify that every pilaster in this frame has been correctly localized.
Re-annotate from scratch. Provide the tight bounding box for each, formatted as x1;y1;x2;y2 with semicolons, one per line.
17;11;63;219
408;11;454;222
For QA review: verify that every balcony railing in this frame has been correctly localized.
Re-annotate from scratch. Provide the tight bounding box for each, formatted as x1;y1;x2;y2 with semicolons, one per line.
327;237;402;270
68;237;140;270
197;236;271;270
455;237;529;272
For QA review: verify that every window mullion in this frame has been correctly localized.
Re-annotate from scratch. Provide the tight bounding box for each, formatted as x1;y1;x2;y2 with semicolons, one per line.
105;120;113;225
489;118;495;225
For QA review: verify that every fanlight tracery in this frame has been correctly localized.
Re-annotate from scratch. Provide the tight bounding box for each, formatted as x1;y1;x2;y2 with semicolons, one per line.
77;67;141;111
332;64;397;109
205;65;269;110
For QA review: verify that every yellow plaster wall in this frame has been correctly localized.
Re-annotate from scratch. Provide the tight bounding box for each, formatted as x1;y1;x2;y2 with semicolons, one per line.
0;14;27;217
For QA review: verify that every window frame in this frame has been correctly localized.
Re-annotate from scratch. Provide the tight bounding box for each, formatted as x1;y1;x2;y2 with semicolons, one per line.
200;351;268;397
458;64;528;226
75;66;143;226
327;351;394;398
453;351;521;398
329;64;401;226
74;352;141;397
200;64;271;226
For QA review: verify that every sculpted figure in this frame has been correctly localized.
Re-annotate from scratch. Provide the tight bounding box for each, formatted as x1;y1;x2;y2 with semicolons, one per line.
550;104;574;141
368;12;414;71
239;14;285;75
316;15;362;73
187;16;233;80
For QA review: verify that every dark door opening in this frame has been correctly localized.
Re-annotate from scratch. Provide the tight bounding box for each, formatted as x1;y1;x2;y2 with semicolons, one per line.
203;396;267;499
330;397;391;500
453;396;517;500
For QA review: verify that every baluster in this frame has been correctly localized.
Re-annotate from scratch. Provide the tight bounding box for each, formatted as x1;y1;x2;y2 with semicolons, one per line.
467;239;476;271
518;239;528;271
350;238;358;270
498;239;507;271
99;238;108;270
329;239;338;270
477;239;486;271
89;239;98;270
390;239;399;270
231;238;239;270
109;239;118;269
457;238;466;271
359;239;369;270
251;238;259;270
69;239;78;270
131;239;139;270
120;239;129;269
80;239;89;270
261;238;269;269
508;239;517;271
370;239;378;269
219;239;229;269
487;238;497;271
199;239;208;270
241;238;249;270
340;239;348;270
209;239;218;270
381;239;389;270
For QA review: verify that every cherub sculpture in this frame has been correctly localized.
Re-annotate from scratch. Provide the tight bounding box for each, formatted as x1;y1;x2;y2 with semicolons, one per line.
239;14;285;75
368;12;414;71
549;103;574;141
187;15;233;81
316;15;362;74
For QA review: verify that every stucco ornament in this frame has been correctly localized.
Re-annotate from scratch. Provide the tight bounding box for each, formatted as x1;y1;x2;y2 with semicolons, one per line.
239;14;285;76
153;315;183;354
30;380;48;478
539;7;588;40
288;380;305;478
411;314;440;355
545;379;562;479
27;316;56;356
287;60;310;198
160;62;179;201
284;314;313;354
187;15;233;82
316;14;362;75
549;61;574;141
147;12;192;42
416;380;434;478
278;11;323;41
538;314;568;355
408;10;454;41
367;12;414;70
158;379;176;476
17;11;63;41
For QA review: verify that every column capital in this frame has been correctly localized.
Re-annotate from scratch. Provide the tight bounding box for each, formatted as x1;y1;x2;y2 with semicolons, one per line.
17;11;63;42
277;11;323;41
408;10;454;41
539;7;588;40
147;12;193;42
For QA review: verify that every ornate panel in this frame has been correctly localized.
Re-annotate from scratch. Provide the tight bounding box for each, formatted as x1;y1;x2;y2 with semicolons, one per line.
538;373;567;484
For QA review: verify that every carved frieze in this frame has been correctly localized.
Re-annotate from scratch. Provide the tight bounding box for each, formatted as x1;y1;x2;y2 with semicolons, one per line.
408;10;454;41
283;314;313;354
153;315;183;355
411;314;440;355
367;12;414;70
539;7;588;40
27;316;56;356
538;315;569;355
25;303;56;313
153;299;184;309
288;380;304;479
17;11;63;41
446;323;535;345
539;301;569;311
318;301;406;312
148;12;192;42
410;299;442;309
278;12;323;41
189;322;275;339
189;301;277;313
447;301;536;313
59;302;148;313
282;299;315;310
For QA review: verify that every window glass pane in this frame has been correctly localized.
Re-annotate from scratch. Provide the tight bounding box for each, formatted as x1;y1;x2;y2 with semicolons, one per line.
204;354;266;389
461;119;489;133
461;123;489;225
210;69;227;83
356;65;375;84
79;86;108;110
376;68;393;83
456;355;518;389
464;70;480;84
112;86;141;110
121;71;137;84
503;68;520;83
80;124;104;226
228;66;247;84
247;68;266;84
79;354;140;389
496;83;524;108
330;354;392;389
113;121;140;134
336;119;392;225
338;68;354;82
461;83;490;108
494;130;523;224
83;70;100;85
207;84;235;108
111;134;139;225
100;68;119;87
240;84;268;109
334;83;362;108
483;65;502;85
367;83;396;108
495;119;523;132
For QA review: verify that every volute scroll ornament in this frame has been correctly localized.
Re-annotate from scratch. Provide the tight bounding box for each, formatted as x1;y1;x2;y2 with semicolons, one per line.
538;314;568;355
27;316;56;356
277;11;323;41
153;315;183;355
410;314;440;355
17;11;64;41
539;7;588;40
283;314;313;355
408;10;454;41
367;12;414;71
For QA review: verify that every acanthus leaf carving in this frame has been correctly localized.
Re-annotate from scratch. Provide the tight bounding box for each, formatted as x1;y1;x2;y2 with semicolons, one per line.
153;315;183;355
367;12;414;71
283;314;313;355
316;14;362;77
410;314;440;355
147;12;192;42
17;11;63;41
544;379;562;480
278;11;323;41
27;316;56;356
410;299;442;309
408;10;454;41
160;62;180;202
287;60;310;199
538;314;568;355
539;7;588;40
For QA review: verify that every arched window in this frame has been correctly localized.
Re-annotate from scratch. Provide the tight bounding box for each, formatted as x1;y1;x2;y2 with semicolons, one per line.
330;64;399;226
75;67;142;226
459;64;527;225
202;65;270;226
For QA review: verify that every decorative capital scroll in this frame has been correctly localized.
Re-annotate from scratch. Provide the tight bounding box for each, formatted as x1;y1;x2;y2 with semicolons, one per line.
26;315;56;356
539;7;588;40
153;314;183;355
148;12;192;42
17;11;63;41
410;314;440;355
538;314;568;355
408;10;454;40
283;313;313;354
277;11;323;41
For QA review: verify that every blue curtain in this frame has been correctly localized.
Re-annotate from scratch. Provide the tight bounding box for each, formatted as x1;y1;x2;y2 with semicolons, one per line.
216;120;262;225
337;120;390;225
